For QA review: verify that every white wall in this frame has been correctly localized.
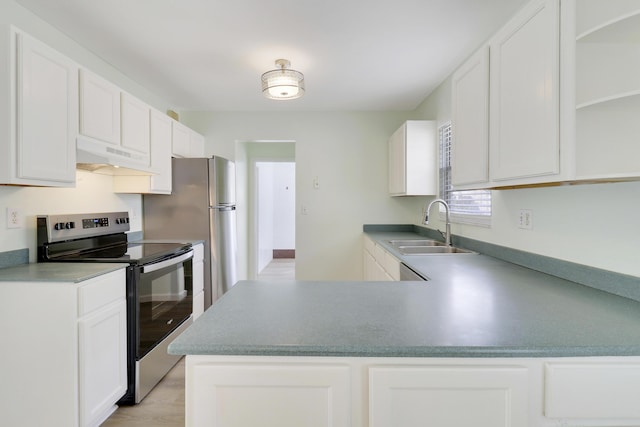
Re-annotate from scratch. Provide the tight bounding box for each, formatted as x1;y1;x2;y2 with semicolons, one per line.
0;1;175;261
182;111;426;280
272;162;296;250
0;171;143;260
413;76;640;277
256;162;275;272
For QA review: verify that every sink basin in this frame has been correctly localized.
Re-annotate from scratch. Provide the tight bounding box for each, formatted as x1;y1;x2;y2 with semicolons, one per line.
388;239;445;247
397;245;477;255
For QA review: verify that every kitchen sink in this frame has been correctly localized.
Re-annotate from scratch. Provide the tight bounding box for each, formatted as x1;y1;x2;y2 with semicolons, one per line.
396;245;477;255
387;239;445;247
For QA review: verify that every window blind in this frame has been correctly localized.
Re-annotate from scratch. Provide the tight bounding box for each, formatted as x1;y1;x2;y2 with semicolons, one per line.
439;123;491;227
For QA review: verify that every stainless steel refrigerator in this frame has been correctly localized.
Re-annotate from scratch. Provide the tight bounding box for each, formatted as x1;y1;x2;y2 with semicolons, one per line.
143;156;237;308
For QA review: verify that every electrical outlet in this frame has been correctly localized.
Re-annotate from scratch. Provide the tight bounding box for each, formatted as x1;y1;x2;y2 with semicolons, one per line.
7;207;23;229
518;209;533;230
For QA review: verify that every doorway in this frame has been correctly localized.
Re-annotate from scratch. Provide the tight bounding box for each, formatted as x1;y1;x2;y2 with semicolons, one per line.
255;161;295;280
241;141;296;280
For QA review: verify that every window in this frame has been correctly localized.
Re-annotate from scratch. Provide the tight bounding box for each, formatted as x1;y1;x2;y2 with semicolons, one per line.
439;122;491;227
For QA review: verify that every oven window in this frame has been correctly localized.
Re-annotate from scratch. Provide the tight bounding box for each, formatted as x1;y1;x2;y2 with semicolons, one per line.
137;258;193;357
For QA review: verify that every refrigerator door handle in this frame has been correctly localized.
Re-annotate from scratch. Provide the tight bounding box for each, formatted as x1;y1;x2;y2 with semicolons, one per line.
210;205;236;210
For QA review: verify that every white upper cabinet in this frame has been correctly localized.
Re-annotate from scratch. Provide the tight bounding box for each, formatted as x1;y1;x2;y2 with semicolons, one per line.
451;46;490;188
489;0;560;184
79;68;151;169
172;120;191;157
388;120;437;196
120;92;150;157
570;0;640;180
113;108;173;194
0;29;78;186
189;129;205;157
452;0;640;189
172;119;205;158
79;68;120;145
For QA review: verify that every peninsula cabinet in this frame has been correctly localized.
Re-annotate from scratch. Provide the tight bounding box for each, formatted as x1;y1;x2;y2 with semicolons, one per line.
182;355;640;427
388;120;437;196
369;365;528;427
0;28;78;186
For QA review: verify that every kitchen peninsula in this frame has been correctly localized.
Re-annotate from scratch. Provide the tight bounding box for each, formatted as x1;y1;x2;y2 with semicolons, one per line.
169;234;640;427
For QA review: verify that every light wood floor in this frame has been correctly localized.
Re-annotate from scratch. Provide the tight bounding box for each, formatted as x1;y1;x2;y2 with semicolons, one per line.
102;259;295;426
102;358;185;427
257;258;295;280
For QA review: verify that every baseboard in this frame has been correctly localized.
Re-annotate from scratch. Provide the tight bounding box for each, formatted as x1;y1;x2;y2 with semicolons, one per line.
273;249;295;259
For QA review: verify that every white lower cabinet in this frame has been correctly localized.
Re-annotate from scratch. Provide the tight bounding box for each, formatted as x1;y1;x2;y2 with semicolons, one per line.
545;362;640;421
191;242;205;320
182;355;640;427
363;235;399;281
78;297;127;426
0;268;127;427
369;365;528;427
186;357;351;427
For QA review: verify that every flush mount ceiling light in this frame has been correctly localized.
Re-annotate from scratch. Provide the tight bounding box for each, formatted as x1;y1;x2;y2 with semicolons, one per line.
261;59;305;100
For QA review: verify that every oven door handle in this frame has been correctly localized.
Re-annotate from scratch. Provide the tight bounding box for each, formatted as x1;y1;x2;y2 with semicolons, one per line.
141;250;194;274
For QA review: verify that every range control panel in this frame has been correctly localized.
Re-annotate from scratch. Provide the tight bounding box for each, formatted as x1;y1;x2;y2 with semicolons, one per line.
37;212;131;244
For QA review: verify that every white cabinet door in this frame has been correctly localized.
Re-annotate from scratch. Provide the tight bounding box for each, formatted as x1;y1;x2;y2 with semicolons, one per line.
112;108;172;194
189;130;205;157
149;109;172;193
121;92;150;157
545;362;640;419
172;120;191;157
187;360;351;427
451;46;490;188
78;299;127;427
490;0;560;184
388;121;437;196
79;68;120;145
370;365;529;427
14;30;77;185
388;124;406;195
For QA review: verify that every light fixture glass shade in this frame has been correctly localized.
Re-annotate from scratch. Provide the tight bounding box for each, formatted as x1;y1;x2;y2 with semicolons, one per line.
261;59;305;100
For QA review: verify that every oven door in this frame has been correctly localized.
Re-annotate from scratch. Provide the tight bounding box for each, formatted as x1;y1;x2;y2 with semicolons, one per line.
136;249;194;358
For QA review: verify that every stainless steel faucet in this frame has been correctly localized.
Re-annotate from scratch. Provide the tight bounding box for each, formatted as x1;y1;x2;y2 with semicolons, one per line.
424;198;451;246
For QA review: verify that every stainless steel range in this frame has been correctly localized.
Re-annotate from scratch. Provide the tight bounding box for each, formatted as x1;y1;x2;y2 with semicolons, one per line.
37;211;194;404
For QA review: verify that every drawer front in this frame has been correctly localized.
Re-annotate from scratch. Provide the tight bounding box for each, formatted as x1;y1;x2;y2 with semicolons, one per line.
545;362;640;419
78;269;126;316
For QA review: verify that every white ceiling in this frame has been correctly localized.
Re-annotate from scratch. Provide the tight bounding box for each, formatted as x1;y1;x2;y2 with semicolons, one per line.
16;0;528;112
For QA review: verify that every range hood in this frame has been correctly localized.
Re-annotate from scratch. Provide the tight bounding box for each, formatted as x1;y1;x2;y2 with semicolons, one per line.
76;135;156;176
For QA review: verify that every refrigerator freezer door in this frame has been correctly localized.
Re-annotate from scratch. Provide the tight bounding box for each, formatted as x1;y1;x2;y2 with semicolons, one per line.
209;156;236;206
210;206;237;299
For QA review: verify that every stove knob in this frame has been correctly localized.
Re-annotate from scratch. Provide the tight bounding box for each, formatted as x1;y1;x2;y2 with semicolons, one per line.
65;222;75;229
54;222;62;230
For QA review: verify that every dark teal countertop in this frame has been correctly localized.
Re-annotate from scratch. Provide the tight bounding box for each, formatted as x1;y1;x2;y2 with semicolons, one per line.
169;231;640;358
0;262;128;283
